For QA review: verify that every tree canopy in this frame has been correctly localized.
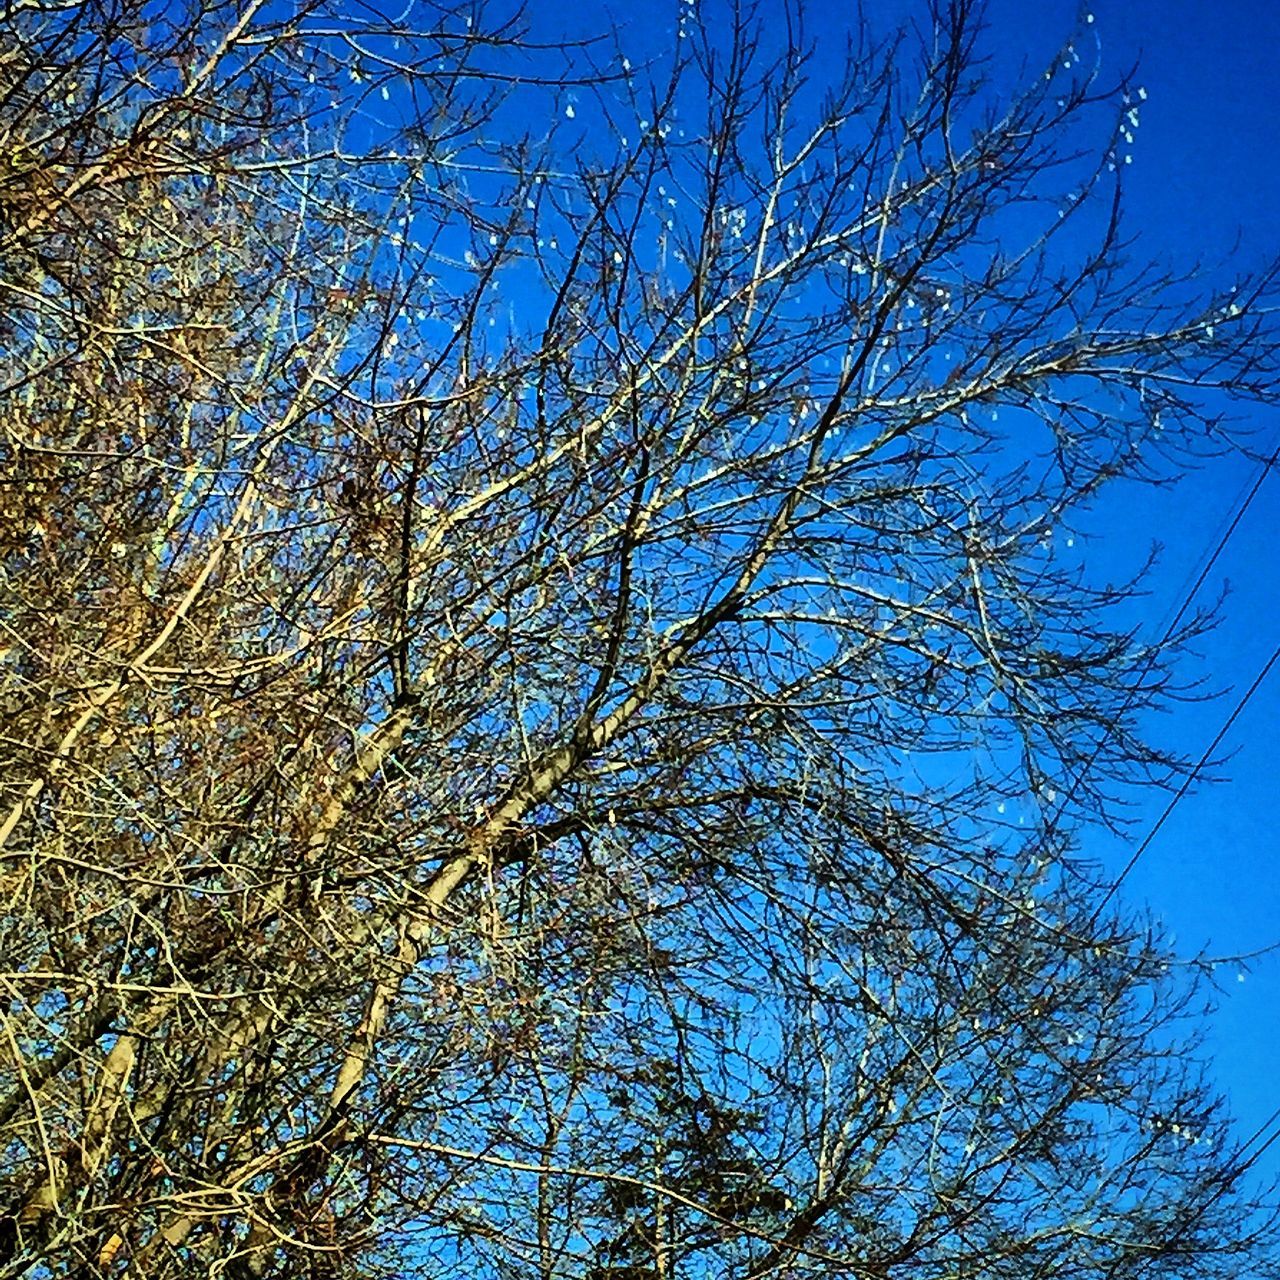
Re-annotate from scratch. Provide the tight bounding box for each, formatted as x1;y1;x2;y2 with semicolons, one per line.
1;0;1278;1276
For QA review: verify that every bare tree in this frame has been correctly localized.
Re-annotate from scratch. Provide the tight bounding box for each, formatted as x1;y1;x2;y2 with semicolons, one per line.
1;0;1277;1276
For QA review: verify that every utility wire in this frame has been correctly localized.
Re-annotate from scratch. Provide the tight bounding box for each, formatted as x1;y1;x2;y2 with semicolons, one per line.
1054;438;1280;835
1092;640;1280;921
1198;1099;1280;1209
1026;433;1279;930
1082;447;1280;1184
1157;443;1279;639
1237;1100;1280;1174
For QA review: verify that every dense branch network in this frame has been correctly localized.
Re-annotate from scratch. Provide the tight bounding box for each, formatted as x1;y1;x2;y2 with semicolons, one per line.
0;0;1277;1277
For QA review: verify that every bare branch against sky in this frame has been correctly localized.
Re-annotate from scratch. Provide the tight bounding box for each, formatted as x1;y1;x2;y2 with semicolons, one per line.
1;0;1278;1276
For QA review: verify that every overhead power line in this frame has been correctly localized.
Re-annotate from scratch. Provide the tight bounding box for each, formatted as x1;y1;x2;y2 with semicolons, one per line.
1058;437;1280;832
1093;640;1280;921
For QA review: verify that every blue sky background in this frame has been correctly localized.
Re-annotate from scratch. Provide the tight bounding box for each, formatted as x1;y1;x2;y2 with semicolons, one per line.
980;0;1280;1180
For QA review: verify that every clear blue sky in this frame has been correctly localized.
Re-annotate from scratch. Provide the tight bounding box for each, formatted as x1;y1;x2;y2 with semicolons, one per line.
981;0;1280;1180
